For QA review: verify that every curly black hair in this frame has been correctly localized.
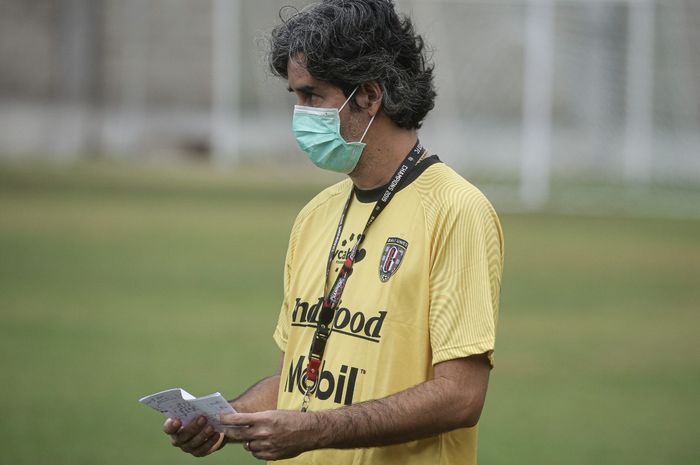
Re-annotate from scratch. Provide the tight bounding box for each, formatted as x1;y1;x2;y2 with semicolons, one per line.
268;0;436;129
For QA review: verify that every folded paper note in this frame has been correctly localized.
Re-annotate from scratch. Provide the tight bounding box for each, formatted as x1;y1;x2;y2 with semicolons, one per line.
139;388;236;432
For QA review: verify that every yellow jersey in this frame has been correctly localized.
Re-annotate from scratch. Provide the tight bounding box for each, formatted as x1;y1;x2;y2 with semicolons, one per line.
273;158;504;465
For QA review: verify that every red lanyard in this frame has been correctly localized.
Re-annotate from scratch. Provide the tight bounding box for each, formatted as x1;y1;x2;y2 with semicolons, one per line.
300;140;424;412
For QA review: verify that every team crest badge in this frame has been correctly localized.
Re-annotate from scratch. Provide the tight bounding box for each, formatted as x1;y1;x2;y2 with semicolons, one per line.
379;237;408;282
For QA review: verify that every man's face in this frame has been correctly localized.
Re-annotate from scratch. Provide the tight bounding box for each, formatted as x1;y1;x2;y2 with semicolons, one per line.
287;57;367;143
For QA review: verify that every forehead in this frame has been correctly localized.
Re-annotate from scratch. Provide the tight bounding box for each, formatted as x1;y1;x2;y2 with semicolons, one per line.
286;58;335;93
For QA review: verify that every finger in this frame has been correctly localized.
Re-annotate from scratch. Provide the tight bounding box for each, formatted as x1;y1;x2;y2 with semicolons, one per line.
220;413;259;427
251;448;275;461
163;418;180;435
255;448;289;462
222;424;254;443
185;424;216;452
248;439;262;453
191;432;222;457
171;416;207;446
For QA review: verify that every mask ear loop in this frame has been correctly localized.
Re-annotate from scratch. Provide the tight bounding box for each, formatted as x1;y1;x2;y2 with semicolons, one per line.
339;86;359;113
340;85;379;143
359;114;376;143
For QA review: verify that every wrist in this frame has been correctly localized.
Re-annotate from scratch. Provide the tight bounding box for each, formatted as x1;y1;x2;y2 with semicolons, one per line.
228;400;246;413
305;410;331;450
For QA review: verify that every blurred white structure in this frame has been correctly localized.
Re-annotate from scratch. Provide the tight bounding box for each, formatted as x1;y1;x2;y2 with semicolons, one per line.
0;0;698;212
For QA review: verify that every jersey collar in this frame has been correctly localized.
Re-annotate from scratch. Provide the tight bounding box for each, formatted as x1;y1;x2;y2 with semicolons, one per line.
353;155;442;203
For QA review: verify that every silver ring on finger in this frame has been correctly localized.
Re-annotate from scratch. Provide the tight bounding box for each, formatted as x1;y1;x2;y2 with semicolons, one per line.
245;441;250;451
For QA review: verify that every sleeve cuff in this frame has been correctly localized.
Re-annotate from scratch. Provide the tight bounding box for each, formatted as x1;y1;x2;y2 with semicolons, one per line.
273;326;287;352
432;340;495;367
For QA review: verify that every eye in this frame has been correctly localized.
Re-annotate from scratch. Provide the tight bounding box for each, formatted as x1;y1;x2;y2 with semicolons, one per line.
292;89;322;107
307;93;322;106
294;91;311;106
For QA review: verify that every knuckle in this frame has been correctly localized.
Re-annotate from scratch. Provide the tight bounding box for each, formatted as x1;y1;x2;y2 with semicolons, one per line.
182;425;197;435
163;420;174;431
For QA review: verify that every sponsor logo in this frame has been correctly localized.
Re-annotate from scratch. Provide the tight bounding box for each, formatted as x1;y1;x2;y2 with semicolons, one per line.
285;355;363;406
291;297;387;343
379;237;408;282
332;233;366;273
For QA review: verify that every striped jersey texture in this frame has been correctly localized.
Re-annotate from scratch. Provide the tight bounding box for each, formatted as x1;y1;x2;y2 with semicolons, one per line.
273;161;504;465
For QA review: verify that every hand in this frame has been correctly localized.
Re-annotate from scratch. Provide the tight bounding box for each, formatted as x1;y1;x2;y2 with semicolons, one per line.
163;416;225;458
220;410;317;461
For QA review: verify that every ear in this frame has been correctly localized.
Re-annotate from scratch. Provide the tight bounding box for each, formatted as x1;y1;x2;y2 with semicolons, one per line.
356;81;382;116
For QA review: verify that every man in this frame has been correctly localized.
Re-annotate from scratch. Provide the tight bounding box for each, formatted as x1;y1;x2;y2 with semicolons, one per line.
163;1;504;463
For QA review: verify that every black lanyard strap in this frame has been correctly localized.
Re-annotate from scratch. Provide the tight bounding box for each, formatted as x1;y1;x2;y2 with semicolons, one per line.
300;140;424;411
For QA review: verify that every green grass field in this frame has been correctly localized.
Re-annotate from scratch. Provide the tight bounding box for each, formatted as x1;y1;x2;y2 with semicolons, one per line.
1;163;698;465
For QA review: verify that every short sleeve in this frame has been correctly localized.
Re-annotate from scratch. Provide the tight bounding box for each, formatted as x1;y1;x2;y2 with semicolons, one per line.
429;191;504;366
273;220;298;352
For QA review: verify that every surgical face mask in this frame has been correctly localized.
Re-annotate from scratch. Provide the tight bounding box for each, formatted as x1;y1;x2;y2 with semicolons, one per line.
292;87;376;174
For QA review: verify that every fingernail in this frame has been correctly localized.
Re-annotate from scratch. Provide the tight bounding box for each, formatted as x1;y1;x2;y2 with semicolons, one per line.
198;417;206;426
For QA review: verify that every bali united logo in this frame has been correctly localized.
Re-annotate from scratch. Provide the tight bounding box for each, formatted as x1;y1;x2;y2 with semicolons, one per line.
379;237;408;282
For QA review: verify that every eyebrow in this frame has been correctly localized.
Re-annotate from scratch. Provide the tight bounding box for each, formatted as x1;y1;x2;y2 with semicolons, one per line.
287;85;316;93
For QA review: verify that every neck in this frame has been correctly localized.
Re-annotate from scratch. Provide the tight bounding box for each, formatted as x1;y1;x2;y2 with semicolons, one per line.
349;124;419;190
